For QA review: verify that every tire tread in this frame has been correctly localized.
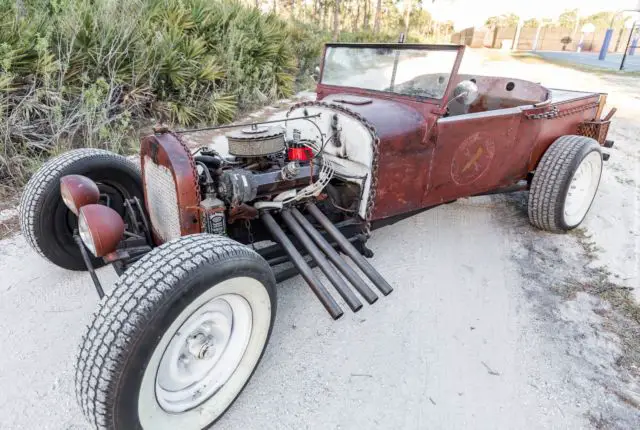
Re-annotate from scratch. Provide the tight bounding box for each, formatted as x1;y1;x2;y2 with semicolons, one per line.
528;135;600;232
19;149;140;265
75;234;269;430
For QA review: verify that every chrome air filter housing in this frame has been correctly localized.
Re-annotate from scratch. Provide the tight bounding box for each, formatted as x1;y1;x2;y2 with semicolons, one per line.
226;125;286;157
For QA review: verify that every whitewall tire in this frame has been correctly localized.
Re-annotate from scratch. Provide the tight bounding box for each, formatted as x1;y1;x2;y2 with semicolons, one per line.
528;135;603;232
75;234;277;429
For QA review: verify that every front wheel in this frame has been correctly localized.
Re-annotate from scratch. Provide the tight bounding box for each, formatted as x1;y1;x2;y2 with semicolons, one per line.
528;135;603;232
19;149;143;270
75;234;277;429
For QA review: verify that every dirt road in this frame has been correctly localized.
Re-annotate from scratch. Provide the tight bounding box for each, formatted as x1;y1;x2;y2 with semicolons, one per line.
0;50;638;429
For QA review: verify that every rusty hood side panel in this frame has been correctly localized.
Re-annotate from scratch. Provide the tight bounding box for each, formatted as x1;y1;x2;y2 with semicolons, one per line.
322;94;437;220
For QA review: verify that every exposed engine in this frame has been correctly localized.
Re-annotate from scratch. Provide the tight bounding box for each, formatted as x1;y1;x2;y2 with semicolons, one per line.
140;103;376;246
192;123;341;237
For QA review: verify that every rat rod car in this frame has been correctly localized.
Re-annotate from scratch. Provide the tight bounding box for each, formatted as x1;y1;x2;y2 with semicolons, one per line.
19;43;614;429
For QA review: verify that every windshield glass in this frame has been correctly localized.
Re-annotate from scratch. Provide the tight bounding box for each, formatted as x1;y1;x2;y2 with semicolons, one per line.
320;46;459;100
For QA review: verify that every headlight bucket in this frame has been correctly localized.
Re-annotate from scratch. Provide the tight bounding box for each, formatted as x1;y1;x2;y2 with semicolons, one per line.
78;204;125;257
60;175;100;215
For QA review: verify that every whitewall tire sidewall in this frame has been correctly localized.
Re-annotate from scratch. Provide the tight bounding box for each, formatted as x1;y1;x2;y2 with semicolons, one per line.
561;150;603;228
138;277;272;429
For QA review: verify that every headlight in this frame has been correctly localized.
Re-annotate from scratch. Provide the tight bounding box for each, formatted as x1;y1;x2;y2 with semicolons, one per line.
78;210;97;255
60;175;100;215
77;204;125;257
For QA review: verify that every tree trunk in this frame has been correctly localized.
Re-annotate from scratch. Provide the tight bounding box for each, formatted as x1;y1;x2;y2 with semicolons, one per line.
353;1;361;32
332;0;341;41
363;0;370;30
403;0;412;36
255;0;260;9
322;0;328;30
290;0;295;18
273;0;278;13
373;0;382;33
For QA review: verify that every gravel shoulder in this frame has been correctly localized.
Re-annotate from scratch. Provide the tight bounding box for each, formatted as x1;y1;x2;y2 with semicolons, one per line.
0;50;638;429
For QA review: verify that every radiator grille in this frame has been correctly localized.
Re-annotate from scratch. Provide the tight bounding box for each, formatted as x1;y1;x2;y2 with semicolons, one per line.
143;155;181;242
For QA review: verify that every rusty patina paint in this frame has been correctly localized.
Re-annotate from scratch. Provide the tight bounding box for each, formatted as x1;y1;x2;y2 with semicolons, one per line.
429;111;523;204
452;75;549;112
525;95;600;170
316;44;465;220
140;132;201;243
78;204;126;257
60;175;100;214
316;44;608;222
318;95;435;219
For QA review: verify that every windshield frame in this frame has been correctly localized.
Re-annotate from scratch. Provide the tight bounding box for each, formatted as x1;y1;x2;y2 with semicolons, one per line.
318;43;465;106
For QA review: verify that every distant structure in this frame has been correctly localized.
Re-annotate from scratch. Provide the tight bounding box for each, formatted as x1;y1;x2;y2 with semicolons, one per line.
451;24;635;54
599;2;640;61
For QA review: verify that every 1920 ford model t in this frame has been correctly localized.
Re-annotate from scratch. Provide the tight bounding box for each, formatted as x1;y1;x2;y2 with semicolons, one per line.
19;43;614;429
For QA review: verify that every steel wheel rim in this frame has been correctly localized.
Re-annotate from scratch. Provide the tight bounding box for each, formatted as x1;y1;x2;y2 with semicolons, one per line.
155;294;252;413
564;151;601;226
138;276;272;429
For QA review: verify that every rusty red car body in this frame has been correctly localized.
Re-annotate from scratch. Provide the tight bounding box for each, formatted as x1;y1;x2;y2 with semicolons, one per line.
315;43;608;221
20;42;615;430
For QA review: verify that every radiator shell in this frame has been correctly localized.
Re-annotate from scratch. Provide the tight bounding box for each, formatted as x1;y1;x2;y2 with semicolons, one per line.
140;133;201;244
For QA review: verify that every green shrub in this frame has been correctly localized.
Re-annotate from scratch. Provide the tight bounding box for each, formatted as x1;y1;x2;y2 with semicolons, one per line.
288;22;328;85
0;0;298;185
0;0;433;187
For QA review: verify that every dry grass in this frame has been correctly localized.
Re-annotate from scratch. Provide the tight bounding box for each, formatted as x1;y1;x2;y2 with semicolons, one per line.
0;187;19;240
568;230;640;379
498;192;640;381
0;216;18;241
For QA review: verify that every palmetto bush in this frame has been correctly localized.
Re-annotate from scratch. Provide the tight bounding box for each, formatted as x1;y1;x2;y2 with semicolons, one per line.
0;0;299;187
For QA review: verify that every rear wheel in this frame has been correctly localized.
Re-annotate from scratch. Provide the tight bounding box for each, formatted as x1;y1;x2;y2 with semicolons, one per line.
528;135;603;232
19;149;142;270
75;234;277;430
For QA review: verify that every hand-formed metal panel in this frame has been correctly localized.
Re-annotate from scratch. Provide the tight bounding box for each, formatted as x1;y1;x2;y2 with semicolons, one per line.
311;46;606;222
300;95;434;221
140;132;201;244
429;111;523;204
525;95;600;170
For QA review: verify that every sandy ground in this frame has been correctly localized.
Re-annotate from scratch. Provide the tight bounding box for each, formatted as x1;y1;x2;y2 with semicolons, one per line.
0;50;639;429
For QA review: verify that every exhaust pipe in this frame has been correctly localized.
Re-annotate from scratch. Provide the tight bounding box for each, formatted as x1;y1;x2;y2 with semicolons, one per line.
261;212;343;320
281;209;363;312
290;208;378;305
306;203;394;296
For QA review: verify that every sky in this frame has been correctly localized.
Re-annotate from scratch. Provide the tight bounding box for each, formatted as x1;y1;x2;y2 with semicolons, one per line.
426;0;640;30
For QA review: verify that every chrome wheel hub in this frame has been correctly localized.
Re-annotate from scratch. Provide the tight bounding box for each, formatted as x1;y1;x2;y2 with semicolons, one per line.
155;294;253;413
185;331;216;360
